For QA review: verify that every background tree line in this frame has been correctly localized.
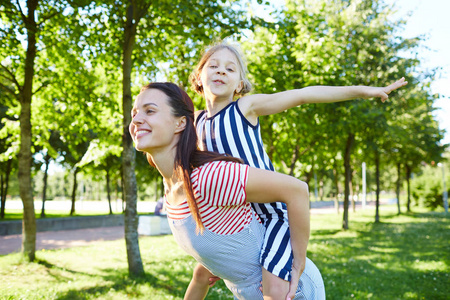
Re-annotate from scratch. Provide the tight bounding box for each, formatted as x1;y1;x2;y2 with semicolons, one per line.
0;0;447;276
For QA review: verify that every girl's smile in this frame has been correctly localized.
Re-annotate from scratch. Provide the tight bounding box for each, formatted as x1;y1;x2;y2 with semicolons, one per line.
200;48;243;102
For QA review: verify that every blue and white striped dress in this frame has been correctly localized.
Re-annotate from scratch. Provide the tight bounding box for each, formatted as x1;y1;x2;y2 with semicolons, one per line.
195;99;294;281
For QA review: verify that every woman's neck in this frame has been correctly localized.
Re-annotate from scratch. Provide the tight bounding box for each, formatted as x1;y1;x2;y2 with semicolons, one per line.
150;148;186;205
149;149;176;185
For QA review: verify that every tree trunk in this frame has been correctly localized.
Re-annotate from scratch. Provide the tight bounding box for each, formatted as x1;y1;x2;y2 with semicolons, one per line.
374;150;380;223
288;144;300;176
19;0;39;262
396;162;401;215
116;179;121;212
303;169;314;187
0;175;3;218
106;169;113;215
40;154;50;218
319;179;324;201
342;133;355;230
121;172;125;212
406;164;412;212
350;169;355;212
1;159;12;219
122;1;144;277
333;161;340;214
70;167;79;215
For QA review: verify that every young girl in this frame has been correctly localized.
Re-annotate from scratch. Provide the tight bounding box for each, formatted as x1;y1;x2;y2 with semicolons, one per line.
129;82;325;300
189;42;408;298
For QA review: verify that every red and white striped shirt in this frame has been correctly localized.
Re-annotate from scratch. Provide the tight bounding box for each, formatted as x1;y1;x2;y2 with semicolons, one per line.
165;160;261;235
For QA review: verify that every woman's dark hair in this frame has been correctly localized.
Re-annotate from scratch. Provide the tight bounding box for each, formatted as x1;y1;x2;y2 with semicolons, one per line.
140;82;242;233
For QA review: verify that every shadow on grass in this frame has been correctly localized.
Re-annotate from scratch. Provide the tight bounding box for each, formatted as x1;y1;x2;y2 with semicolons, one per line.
312;229;341;236
51;254;232;300
54;271;175;300
310;211;450;299
409;211;450;220
37;259;93;276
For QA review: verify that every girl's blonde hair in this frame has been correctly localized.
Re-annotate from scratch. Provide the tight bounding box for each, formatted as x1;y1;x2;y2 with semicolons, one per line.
189;42;252;97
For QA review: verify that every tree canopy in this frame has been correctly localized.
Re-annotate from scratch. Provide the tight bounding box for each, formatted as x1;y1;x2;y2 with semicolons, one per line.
0;0;447;262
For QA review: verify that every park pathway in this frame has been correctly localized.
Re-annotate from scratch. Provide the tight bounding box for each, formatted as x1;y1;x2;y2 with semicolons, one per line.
0;200;386;255
0;226;124;255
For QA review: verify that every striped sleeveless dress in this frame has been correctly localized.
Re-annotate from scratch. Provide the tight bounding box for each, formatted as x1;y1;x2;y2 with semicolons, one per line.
195;100;293;281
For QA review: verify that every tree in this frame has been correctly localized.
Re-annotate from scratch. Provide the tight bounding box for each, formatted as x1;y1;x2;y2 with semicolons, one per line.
79;0;251;276
77;140;122;214
1;0;40;261
0;94;17;219
0;0;92;261
388;83;446;211
242;0;444;228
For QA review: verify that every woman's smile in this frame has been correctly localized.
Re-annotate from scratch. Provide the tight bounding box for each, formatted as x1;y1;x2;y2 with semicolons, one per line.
130;89;182;153
134;129;152;139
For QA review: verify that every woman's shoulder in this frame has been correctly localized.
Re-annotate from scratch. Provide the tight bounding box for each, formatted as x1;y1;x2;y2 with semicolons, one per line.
193;160;233;175
192;160;249;188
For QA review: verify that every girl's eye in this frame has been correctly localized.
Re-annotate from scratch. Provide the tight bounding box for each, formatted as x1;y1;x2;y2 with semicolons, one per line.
209;65;217;69
227;68;234;72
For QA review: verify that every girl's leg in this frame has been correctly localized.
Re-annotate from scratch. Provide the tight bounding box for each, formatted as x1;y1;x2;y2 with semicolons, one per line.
184;263;218;300
262;267;289;300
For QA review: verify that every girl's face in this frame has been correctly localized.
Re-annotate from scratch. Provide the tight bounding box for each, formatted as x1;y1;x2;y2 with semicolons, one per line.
199;48;243;101
130;89;184;154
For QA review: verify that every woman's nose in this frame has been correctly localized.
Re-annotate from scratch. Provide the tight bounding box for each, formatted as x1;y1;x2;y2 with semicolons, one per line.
132;114;143;125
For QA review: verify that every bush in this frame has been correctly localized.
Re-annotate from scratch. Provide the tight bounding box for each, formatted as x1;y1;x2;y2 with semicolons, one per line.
411;164;449;210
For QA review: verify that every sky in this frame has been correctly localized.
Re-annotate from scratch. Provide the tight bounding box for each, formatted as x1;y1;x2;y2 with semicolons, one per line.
385;0;450;144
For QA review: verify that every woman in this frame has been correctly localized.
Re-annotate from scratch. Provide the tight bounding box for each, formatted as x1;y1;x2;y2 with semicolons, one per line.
129;82;325;299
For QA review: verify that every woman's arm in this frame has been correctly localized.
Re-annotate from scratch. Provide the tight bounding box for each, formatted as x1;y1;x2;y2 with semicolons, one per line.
245;167;310;298
239;77;407;122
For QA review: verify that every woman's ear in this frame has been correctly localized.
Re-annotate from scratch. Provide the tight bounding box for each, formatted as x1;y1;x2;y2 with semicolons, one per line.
175;116;187;133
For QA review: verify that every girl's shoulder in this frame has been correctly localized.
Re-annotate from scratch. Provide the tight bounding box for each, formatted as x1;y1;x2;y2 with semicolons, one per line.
194;110;204;120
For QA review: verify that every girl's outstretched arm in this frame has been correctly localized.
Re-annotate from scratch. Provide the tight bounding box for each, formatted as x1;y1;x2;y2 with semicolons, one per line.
240;77;408;121
245;167;310;300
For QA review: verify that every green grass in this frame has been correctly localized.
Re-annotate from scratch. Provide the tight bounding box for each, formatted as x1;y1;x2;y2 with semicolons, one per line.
1;205;448;299
309;207;449;299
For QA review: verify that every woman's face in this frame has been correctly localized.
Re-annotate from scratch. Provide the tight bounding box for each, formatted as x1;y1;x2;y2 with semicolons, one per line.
129;89;184;153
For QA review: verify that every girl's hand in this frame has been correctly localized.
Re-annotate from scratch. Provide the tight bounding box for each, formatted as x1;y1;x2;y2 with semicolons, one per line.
286;258;306;300
369;77;408;102
208;275;221;287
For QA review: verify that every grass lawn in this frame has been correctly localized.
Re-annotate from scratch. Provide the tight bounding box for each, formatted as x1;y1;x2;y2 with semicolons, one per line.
0;205;448;299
